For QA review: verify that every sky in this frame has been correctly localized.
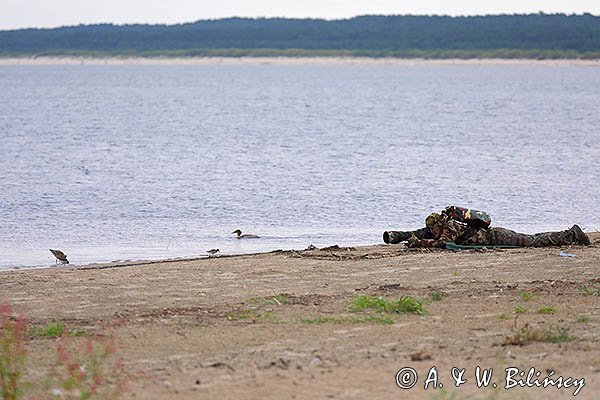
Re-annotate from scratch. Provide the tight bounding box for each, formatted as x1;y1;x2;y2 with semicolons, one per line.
1;0;598;30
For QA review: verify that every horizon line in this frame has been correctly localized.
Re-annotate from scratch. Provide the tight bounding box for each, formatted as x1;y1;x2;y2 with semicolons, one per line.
2;11;597;32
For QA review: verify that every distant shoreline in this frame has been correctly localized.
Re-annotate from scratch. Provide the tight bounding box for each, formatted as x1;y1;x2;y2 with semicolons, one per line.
1;56;599;66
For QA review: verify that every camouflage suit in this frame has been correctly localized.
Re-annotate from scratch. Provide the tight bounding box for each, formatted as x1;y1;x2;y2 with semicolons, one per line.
486;226;588;247
384;208;590;248
409;217;588;248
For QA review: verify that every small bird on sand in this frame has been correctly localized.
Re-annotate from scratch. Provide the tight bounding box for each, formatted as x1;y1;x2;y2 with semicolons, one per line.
49;249;69;265
231;229;260;239
206;248;220;255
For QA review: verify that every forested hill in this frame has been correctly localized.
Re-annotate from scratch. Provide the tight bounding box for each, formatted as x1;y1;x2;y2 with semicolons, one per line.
1;14;599;58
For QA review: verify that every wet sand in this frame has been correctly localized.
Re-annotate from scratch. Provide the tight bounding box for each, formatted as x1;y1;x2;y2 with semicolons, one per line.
1;233;599;399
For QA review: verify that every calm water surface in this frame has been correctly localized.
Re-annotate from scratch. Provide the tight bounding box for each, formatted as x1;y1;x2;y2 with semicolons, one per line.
1;62;599;269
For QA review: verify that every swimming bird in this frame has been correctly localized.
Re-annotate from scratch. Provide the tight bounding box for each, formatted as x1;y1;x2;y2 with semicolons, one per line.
206;248;220;255
49;249;69;265
231;229;260;239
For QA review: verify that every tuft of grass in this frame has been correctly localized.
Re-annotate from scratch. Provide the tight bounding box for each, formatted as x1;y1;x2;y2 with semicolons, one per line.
271;293;289;305
513;304;527;314
517;289;537;302
231;294;291;322
246;293;289;306
503;323;576;346
353;315;395;324
226;309;264;321
36;321;65;338
537;306;556;315
350;295;426;316
576;314;589;323
226;309;279;322
301;316;346;324
497;314;510;320
68;329;86;337
545;326;576;343
226;309;260;321
32;322;86;338
581;286;600;296
430;292;443;301
300;315;394;325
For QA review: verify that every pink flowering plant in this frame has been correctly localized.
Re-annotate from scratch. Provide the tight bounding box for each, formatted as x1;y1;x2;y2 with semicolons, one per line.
1;304;128;400
0;305;27;400
43;337;126;400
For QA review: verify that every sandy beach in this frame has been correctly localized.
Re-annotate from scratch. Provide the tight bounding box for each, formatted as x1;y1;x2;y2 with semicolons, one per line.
1;233;599;399
1;56;599;67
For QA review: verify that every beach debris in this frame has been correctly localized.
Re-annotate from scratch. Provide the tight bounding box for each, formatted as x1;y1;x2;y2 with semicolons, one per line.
559;252;577;258
231;229;260;239
320;245;356;251
206;248;220;255
309;355;321;367
203;361;235;372
49;249;69;264
259;358;289;370
305;244;317;250
410;351;433;362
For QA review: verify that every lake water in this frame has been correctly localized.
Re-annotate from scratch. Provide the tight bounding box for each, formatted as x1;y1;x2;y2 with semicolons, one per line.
1;61;599;269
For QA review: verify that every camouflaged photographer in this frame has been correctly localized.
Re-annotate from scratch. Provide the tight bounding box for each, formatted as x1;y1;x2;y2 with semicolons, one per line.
383;205;590;248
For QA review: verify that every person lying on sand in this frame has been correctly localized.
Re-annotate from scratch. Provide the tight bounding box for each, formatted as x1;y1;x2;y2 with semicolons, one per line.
384;205;590;248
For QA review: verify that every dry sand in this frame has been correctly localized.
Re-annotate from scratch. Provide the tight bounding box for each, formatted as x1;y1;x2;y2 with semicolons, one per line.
1;56;599;67
1;234;599;399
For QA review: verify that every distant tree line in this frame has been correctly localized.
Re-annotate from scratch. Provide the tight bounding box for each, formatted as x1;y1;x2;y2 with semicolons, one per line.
1;14;599;58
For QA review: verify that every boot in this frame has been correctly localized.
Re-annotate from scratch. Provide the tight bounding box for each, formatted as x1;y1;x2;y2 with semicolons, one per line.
570;225;590;246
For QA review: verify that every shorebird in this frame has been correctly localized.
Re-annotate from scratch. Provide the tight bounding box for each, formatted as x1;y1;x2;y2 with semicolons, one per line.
231;229;260;239
49;249;69;265
206;248;220;255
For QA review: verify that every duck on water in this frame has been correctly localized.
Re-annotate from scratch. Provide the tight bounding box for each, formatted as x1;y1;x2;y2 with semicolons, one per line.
231;229;260;239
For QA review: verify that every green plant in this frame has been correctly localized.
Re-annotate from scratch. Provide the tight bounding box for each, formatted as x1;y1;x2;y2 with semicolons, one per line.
38;321;65;338
300;315;394;325
68;329;86;338
226;309;278;322
350;295;426;316
430;292;443;301
246;293;289;306
351;315;395;324
271;294;289;305
0;305;27;400
576;314;589;323
516;289;537;302
581;286;600;296
33;322;86;338
545;326;576;343
503;323;575;345
300;316;346;324
536;306;556;315
513;304;527;314
226;309;263;321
